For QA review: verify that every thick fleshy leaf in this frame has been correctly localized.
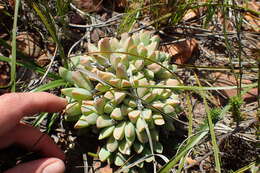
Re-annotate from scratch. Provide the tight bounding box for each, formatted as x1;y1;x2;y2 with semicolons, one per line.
98;38;111;59
71;88;92;100
65;102;81;117
133;141;144;154
97;71;116;82
99;147;111;162
110;38;120;50
95;83;111;92
59;67;73;83
113;122;126;140
147;63;162;74
166;97;180;106
147;41;159;56
116;63;128;79
72;71;93;90
137;46;147;58
74;118;89;129
142;92;156;103
114;153;126;166
88;43;98;52
123;37;134;52
106;136;119;152
81;105;96;115
118;140;131;155
134;59;144;71
61;88;74;98
104;91;114;100
136;78;149;97
140;30;152;46
114;91;126;105
163;104;174;114
136;117;147;132
142;109;153;121
136;129;149;143
94;97;106;114
153;114;165;125
98;126;115;140
108;78;121;88
128;110;141;123
104;102;114;114
124;122;135;146
96;115;115;128
110;107;124;120
144;69;154;79
121;79;131;88
74;112;98;128
124;99;137;108
152;101;165;110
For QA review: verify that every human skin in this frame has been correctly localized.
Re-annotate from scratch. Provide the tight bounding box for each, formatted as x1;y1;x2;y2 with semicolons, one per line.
0;92;67;173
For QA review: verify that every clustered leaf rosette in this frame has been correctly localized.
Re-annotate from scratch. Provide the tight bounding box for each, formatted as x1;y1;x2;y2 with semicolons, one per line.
59;30;180;167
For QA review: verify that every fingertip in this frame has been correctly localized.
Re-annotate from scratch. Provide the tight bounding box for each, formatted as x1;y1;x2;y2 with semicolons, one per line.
42;158;65;173
4;158;65;173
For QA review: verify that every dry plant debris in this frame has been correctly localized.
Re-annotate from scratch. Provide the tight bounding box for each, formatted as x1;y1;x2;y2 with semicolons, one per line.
0;61;10;86
161;39;198;64
212;72;257;101
16;32;42;58
72;0;103;12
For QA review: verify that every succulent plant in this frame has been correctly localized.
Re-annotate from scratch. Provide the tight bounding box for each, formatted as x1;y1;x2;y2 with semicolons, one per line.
59;30;180;167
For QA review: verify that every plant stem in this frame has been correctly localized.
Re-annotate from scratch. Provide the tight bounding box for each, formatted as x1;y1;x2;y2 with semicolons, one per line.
11;0;20;92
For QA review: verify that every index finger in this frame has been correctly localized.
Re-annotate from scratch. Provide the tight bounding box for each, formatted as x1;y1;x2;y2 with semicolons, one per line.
0;92;67;134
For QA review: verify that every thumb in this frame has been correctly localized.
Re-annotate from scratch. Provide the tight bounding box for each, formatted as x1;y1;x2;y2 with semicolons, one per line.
4;158;65;173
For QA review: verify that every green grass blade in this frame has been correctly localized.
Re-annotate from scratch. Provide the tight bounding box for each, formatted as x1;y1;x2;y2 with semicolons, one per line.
233;161;257;173
158;128;208;173
31;1;67;68
135;83;257;91
176;93;194;173
195;74;221;172
10;0;20;92
31;79;67;92
32;113;48;127
158;86;237;173
0;55;59;79
46;113;59;133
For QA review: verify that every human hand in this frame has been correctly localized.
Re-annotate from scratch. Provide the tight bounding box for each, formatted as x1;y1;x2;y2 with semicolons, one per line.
0;92;67;173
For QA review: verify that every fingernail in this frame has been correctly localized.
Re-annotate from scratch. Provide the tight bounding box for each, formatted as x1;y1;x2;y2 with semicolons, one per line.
61;98;68;104
43;161;65;173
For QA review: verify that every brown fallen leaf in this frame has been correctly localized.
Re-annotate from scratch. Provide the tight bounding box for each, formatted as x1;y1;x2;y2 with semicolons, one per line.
161;39;198;64
16;32;42;58
182;9;198;21
0;61;10;87
91;28;105;43
244;14;260;32
217;11;233;32
0;4;4;10
36;52;51;67
8;0;15;8
115;0;128;11
243;1;260;32
186;157;197;165
212;72;257;101
72;0;103;13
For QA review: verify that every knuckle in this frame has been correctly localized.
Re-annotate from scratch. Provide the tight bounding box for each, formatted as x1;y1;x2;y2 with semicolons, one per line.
1;93;24;101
